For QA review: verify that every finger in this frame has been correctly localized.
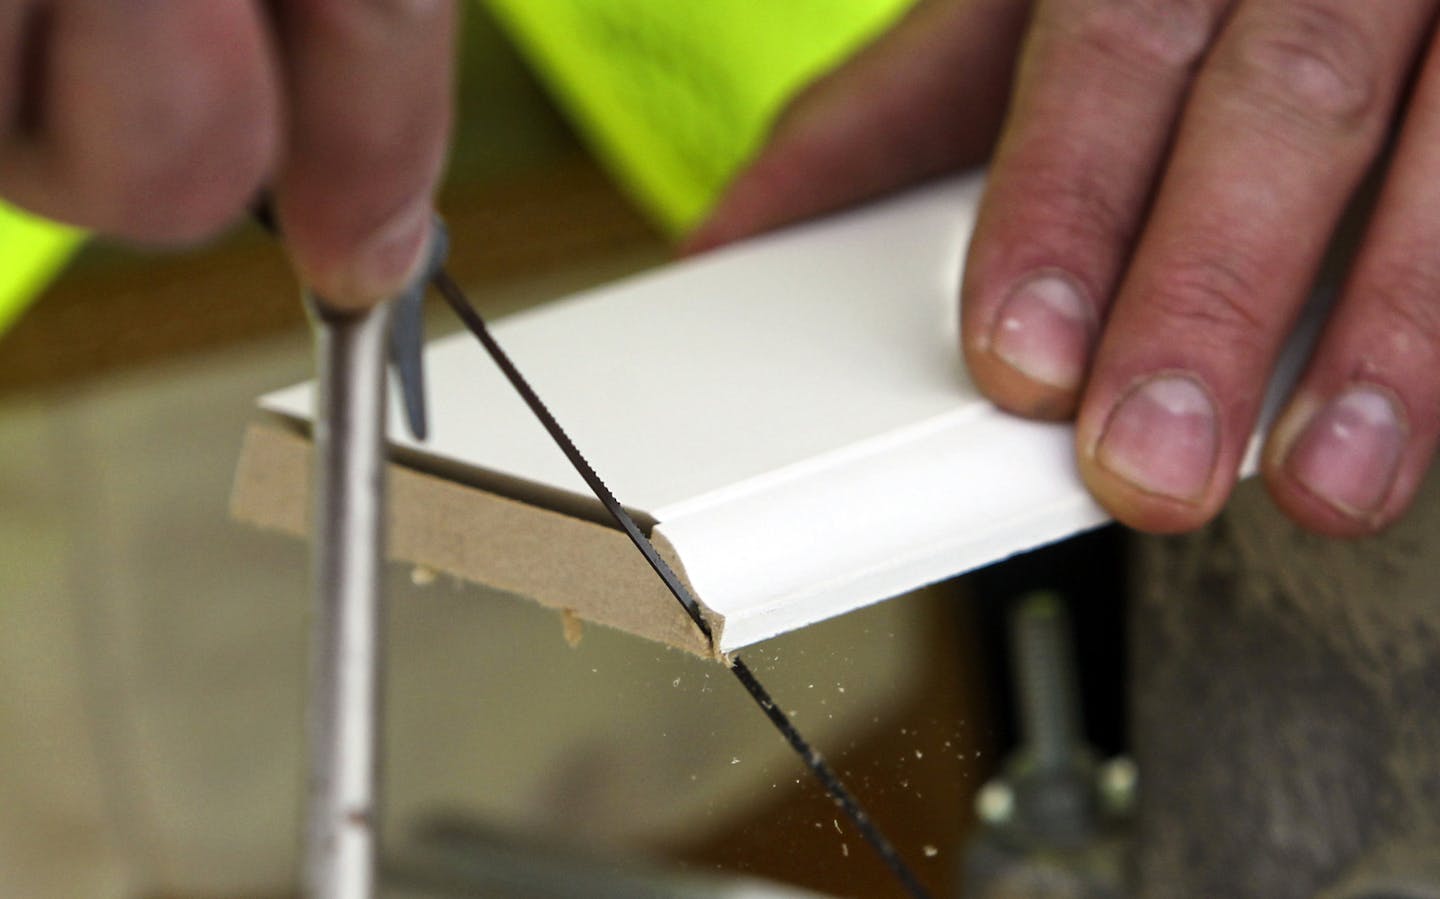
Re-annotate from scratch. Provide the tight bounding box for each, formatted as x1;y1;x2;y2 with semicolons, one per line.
270;0;455;309
1075;0;1434;534
684;0;1030;255
0;0;279;241
961;0;1231;419
1264;32;1440;536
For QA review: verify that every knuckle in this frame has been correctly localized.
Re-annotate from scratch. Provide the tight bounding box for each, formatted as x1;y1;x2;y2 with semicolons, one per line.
1064;0;1219;73
1365;255;1440;355
1144;251;1269;347
1008;163;1137;251
1222;5;1380;134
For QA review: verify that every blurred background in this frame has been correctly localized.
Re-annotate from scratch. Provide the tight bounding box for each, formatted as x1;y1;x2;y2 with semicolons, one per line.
0;4;1131;897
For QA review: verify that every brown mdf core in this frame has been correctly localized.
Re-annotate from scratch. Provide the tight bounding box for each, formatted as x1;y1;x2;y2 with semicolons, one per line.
229;421;714;657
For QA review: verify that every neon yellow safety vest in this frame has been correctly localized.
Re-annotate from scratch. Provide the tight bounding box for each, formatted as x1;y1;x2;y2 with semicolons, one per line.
0;203;82;337
484;0;912;233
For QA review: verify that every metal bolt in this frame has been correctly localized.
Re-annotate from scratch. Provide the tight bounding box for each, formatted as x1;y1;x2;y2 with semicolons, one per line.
1010;592;1084;773
1003;591;1103;847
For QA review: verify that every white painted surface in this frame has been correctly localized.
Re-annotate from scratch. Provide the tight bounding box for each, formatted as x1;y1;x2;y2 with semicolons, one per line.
264;171;1319;651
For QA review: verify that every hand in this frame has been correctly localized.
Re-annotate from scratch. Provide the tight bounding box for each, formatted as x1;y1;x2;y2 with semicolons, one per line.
0;1;455;309
689;0;1440;538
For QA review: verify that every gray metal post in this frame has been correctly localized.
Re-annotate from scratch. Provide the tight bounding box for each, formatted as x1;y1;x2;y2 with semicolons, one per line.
304;298;393;899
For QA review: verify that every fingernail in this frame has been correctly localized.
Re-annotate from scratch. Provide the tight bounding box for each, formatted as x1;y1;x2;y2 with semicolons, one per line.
1284;386;1404;518
345;199;432;305
1095;374;1218;502
989;272;1095;390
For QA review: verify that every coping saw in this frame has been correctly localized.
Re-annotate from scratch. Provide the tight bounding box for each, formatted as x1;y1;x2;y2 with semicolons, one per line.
271;212;931;899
